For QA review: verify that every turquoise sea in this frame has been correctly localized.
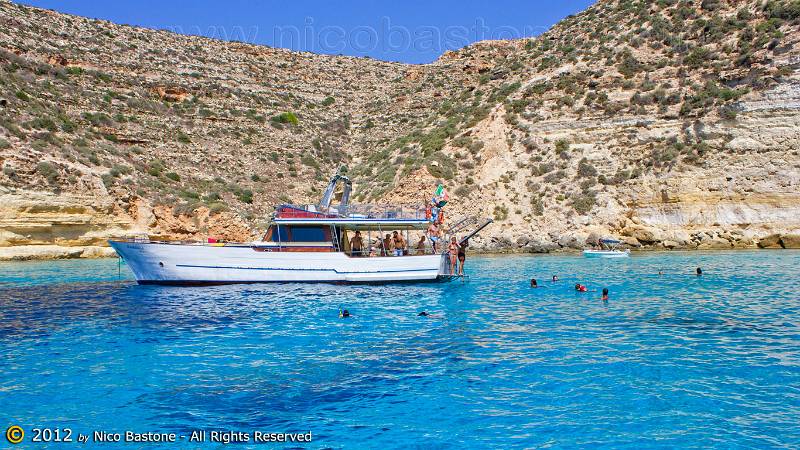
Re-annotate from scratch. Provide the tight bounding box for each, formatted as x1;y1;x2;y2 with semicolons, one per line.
1;251;799;449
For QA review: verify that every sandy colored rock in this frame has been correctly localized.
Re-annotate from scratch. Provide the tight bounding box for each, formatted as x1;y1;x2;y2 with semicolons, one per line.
758;234;783;249
780;234;800;249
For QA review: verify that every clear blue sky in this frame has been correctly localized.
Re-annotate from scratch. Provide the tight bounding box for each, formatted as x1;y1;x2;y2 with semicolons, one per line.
18;0;596;64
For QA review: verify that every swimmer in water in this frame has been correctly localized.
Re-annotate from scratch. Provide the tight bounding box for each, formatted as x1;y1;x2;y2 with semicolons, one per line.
575;283;588;292
696;267;703;276
531;278;538;288
339;309;351;318
418;311;430;317
552;275;559;282
601;288;609;301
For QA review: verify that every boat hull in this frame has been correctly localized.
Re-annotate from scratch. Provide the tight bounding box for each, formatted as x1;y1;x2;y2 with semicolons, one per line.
109;241;446;285
582;249;630;258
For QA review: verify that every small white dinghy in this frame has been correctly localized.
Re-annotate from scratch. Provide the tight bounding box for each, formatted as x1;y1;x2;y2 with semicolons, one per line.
583;239;630;258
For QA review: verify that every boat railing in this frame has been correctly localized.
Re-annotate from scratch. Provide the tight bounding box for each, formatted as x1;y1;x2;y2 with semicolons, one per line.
276;204;428;221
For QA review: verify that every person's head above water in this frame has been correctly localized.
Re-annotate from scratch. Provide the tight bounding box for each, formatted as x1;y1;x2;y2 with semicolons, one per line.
531;278;538;287
552;275;559;282
340;309;351;318
696;267;703;275
418;311;429;317
602;288;609;300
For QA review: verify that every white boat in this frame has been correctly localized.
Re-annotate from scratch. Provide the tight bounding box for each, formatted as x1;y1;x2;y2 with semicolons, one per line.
110;175;492;285
582;249;630;258
582;239;630;258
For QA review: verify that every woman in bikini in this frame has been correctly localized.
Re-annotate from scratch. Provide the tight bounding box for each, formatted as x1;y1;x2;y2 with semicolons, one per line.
447;236;460;275
457;238;468;276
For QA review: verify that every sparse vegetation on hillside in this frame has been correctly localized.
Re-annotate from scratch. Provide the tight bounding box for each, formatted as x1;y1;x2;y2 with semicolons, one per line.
0;0;798;249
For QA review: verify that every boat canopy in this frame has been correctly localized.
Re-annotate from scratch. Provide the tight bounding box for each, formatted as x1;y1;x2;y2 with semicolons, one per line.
600;239;621;244
273;203;431;230
272;217;431;231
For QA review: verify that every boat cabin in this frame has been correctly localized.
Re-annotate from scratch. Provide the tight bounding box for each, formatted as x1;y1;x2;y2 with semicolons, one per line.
256;204;433;256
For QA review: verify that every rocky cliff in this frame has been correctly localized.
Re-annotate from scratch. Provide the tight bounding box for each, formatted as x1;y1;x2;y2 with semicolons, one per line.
1;0;799;259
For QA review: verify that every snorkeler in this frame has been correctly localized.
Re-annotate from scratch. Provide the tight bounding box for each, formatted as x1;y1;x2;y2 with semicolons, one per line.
339;309;351;318
601;288;609;301
418;311;430;317
575;283;588;292
696;267;703;276
531;278;539;288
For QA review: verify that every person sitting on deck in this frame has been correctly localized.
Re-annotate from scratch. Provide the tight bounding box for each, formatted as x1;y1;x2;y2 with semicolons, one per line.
427;222;441;253
416;235;427;255
447;236;460;275
349;230;363;257
392;231;406;256
382;233;394;257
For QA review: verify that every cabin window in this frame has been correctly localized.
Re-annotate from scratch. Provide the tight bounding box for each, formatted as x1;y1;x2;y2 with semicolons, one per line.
290;226;327;242
275;225;289;242
268;225;329;242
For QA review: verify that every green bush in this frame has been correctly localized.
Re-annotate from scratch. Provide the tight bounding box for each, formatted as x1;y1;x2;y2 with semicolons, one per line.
110;164;131;177
82;112;113;127
719;105;738;120
555;140;570;155
176;131;191;144
27;117;58;131
321;96;335;106
685;46;711;68
147;159;165;177
577;158;598;178
571;191;596;214
272;112;299;125
493;205;509;221
165;172;181;182
237;189;254;204
36;162;59;183
208;202;228;214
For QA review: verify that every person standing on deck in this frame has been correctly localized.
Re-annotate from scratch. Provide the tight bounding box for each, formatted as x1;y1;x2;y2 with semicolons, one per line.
350;230;363;257
382;233;393;257
457;238;468;276
416;235;427;255
427;222;441;253
447;237;460;275
393;231;406;256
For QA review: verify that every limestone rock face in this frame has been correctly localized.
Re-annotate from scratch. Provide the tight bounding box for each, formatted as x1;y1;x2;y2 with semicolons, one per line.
758;234;783;249
1;0;799;259
780;234;800;249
